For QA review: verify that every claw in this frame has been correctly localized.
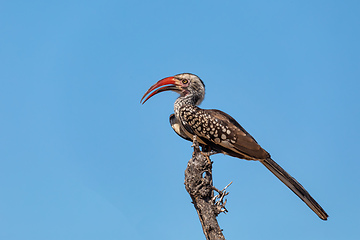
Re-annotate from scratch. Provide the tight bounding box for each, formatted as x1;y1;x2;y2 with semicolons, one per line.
200;152;212;165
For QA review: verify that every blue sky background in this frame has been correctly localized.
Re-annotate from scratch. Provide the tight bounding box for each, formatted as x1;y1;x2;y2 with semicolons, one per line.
1;1;359;239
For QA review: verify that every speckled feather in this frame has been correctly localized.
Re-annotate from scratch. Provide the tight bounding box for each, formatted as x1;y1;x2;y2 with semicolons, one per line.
177;105;270;160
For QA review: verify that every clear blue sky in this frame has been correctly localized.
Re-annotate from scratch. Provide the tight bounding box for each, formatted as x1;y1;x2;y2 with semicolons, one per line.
1;1;359;239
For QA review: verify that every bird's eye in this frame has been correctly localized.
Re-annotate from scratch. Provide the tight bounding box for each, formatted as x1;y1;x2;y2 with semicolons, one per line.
182;79;189;84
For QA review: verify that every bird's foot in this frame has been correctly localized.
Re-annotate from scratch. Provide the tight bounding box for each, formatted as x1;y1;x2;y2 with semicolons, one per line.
200;152;213;165
212;181;233;215
201;150;218;157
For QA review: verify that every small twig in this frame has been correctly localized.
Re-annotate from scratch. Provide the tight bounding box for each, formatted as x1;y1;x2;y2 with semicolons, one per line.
211;182;232;215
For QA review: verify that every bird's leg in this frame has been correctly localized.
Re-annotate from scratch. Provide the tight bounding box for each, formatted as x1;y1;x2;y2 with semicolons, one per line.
211;181;233;215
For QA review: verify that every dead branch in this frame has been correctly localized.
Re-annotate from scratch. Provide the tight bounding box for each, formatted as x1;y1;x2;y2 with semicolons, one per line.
184;138;230;240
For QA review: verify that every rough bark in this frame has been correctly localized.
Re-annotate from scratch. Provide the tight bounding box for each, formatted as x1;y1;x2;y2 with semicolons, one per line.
184;139;230;240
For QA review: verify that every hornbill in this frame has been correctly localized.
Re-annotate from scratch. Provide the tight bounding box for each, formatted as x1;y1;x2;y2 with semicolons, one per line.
141;73;328;220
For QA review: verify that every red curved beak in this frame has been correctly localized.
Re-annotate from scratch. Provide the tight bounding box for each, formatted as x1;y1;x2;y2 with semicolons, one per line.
140;76;181;104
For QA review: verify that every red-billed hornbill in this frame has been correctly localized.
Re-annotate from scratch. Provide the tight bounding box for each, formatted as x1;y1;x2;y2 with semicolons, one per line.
141;73;328;220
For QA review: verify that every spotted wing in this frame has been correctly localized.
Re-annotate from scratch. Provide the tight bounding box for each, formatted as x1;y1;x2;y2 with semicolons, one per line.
179;105;270;160
169;113;208;145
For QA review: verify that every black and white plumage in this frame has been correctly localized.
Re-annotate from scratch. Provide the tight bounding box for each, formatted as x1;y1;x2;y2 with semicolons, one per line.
141;73;328;220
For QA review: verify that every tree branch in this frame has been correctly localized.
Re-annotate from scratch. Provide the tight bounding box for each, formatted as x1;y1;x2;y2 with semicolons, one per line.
184;138;229;240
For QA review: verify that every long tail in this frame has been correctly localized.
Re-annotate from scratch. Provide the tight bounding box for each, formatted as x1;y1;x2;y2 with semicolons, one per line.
260;158;328;220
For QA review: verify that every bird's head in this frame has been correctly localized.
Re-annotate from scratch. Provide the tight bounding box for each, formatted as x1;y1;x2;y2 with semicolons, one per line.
141;73;205;105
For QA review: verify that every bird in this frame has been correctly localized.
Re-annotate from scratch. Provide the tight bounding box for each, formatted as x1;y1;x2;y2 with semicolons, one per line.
140;73;328;220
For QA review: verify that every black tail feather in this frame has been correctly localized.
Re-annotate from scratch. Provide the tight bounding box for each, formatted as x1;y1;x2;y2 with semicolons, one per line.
261;158;328;220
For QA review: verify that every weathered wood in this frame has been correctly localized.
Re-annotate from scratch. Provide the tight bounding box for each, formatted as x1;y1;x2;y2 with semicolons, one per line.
184;139;228;240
